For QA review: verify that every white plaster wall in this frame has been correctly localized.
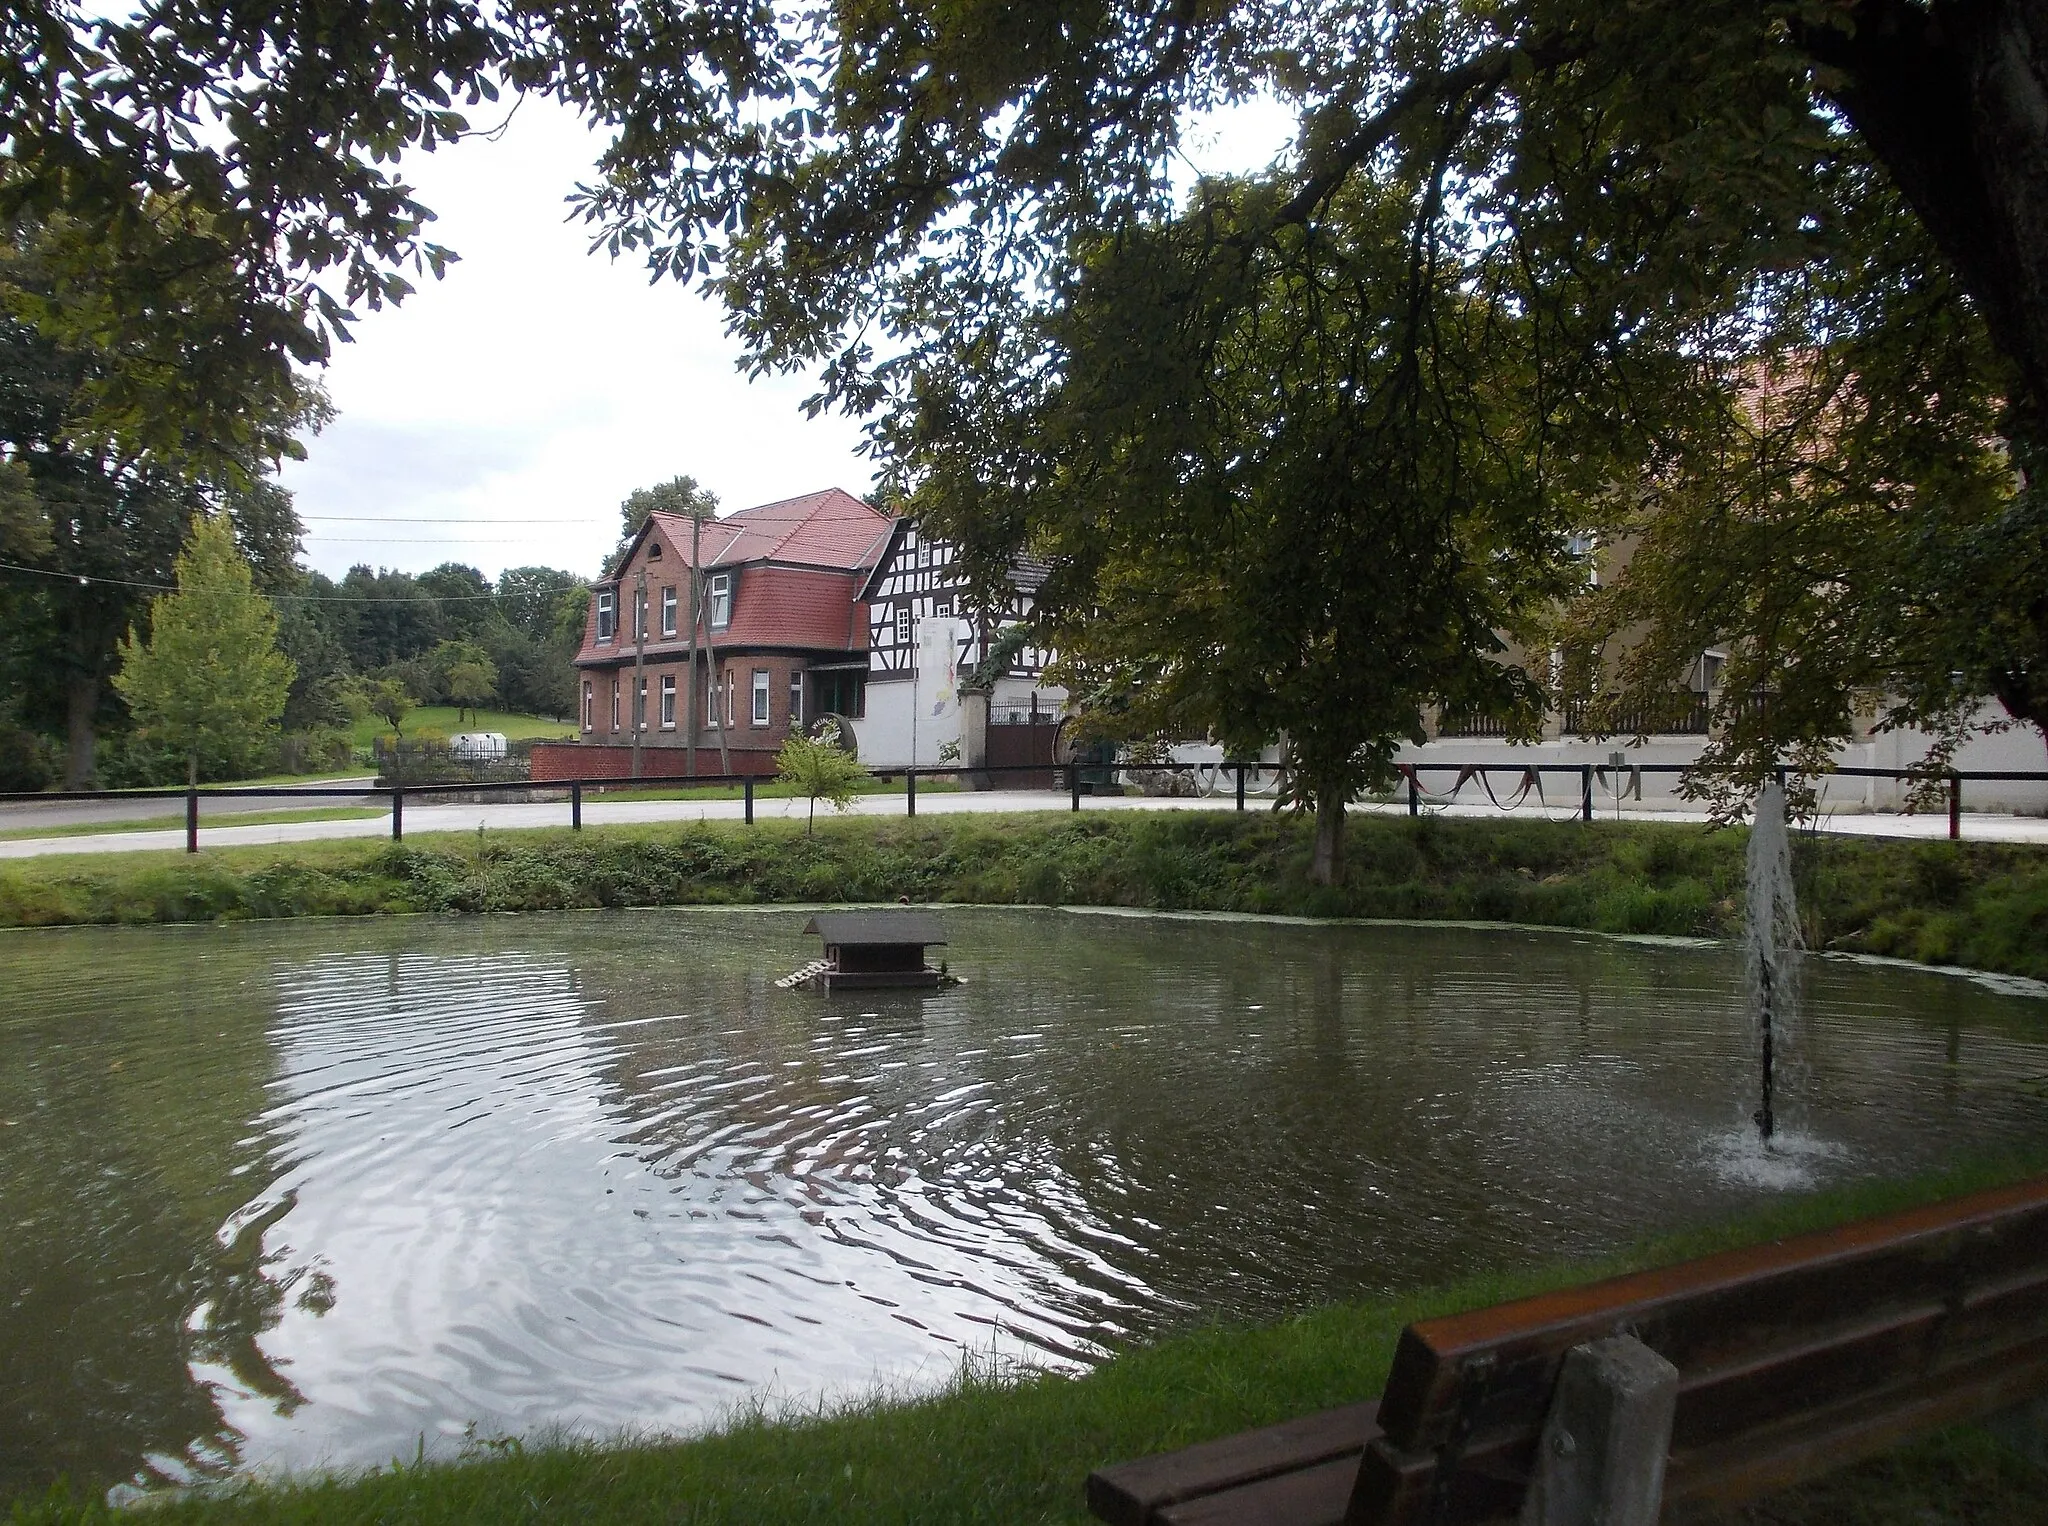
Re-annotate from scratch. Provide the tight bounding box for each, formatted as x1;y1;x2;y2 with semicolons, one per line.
850;679;966;768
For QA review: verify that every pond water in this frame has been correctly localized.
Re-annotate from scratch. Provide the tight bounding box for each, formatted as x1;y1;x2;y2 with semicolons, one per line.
2;908;2046;1501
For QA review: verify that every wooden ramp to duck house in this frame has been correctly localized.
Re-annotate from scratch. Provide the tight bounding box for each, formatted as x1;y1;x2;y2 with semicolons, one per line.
801;911;950;989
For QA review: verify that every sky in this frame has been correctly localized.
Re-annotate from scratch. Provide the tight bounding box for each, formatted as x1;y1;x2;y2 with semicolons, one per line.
277;93;1296;584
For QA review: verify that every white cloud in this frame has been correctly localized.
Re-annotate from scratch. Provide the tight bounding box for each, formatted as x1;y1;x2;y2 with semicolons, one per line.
278;88;1298;583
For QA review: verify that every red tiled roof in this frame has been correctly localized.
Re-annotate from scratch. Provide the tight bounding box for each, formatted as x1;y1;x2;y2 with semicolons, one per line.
649;487;895;573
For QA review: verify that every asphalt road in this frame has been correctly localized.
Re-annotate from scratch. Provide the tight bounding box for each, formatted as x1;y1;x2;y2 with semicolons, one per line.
0;784;2043;859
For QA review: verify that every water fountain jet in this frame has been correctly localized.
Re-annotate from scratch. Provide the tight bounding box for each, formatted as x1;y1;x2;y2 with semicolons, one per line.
1744;780;1803;1144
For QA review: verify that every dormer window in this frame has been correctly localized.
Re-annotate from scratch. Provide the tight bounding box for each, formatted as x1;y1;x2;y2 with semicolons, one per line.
596;589;616;642
709;572;732;630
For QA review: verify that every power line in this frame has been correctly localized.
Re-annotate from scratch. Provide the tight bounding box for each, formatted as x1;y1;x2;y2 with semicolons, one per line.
0;558;579;602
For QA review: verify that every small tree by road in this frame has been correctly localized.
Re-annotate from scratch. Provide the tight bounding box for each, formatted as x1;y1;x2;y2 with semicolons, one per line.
775;721;865;834
445;657;498;725
112;514;295;787
364;678;413;741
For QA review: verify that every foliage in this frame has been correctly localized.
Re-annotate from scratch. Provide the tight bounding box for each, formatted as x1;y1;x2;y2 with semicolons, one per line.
111;516;295;785
982;169;1618;882
775;721;867;833
1;813;2046;985
0;226;319;787
363;679;412;740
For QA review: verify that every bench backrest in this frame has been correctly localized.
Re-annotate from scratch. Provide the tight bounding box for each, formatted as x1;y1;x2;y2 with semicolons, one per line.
1350;1174;2048;1524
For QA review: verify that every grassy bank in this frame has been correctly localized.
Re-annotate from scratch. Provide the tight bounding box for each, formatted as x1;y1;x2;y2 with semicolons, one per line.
1;811;2045;979
10;1157;2045;1525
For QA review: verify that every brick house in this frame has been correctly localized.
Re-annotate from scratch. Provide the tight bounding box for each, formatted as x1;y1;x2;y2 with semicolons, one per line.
531;488;894;781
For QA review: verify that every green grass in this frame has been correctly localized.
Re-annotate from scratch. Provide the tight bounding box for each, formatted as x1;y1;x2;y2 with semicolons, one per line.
0;806;384;842
0;812;2044;980
9;1156;2045;1525
351;706;576;748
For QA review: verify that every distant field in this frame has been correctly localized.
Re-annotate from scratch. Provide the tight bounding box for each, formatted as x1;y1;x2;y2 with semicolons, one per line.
352;707;577;747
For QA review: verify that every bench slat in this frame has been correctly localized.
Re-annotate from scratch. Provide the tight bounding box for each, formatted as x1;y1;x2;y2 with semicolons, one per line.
1084;1401;1381;1526
1155;1455;1361;1526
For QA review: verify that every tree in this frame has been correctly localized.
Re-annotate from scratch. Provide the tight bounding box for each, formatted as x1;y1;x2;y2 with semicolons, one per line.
112;515;294;787
613;476;718;572
445;661;495;724
927;172;1597;881
775;722;866;835
363;678;413;741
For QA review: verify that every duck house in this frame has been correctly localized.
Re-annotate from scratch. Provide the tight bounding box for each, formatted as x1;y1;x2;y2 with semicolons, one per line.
786;911;954;991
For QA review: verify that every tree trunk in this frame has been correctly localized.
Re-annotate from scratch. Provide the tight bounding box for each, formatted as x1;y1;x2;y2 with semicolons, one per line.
1310;785;1346;886
187;748;198;789
63;670;98;790
1801;0;2048;425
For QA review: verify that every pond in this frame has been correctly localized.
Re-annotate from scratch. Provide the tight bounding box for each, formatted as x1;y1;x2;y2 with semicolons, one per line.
2;907;2045;1502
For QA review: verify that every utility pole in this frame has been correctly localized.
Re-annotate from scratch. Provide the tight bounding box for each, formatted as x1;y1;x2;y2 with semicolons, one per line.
684;515;701;779
631;567;648;779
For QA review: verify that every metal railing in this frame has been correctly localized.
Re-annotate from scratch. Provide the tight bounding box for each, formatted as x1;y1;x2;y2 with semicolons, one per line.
1;758;2042;852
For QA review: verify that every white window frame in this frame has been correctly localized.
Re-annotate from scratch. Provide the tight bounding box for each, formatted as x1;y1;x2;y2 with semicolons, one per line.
582;681;593;733
634;676;648;731
660;674;677;729
661;586;677;636
708;572;732;630
895;607;912;645
789;669;803;728
596;589;616;642
707;669;720;727
610;682;620;732
751;669;771;726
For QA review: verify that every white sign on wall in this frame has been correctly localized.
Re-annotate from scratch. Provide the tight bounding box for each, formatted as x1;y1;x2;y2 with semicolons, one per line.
912;616;966;765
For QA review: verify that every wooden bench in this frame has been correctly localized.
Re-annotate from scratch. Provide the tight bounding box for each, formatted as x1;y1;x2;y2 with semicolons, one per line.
1087;1174;2048;1526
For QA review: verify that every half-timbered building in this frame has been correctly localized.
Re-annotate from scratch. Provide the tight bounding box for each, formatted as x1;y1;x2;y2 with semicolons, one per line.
853;517;1065;767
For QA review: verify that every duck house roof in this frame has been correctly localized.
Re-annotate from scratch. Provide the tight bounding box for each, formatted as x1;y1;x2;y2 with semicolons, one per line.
801;912;947;948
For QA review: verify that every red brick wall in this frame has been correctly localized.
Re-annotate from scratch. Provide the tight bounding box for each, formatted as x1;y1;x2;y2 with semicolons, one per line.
530;742;780;783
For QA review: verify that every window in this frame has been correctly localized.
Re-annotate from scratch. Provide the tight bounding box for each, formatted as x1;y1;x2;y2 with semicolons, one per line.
933;597;953;618
789;670;803;728
634;677;648;731
634;588;647;640
661;674;676;728
648;540;662;560
751;669;771;726
708;572;732;629
582;681;593;733
596;589;616;642
610;682;620;732
707;669;720;727
895;607;912;645
661;586;677;636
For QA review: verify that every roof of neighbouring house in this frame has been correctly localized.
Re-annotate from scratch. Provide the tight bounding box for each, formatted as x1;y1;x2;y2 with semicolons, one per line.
801;911;947;947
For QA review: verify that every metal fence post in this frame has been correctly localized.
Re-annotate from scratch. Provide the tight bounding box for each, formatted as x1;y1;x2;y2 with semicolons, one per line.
391;784;404;842
745;775;755;824
571;781;583;830
1071;761;1082;812
1950;773;1962;840
185;786;199;853
1581;765;1594;822
906;769;916;818
1236;762;1246;812
1407;767;1419;817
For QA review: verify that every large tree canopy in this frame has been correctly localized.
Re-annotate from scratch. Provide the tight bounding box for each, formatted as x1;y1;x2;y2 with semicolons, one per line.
13;0;2048;784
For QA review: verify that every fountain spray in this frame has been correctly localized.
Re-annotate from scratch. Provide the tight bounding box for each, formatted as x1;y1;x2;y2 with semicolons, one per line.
1744;780;1803;1143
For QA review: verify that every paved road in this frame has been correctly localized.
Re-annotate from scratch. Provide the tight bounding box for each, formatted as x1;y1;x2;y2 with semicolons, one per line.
0;778;382;835
0;785;2044;859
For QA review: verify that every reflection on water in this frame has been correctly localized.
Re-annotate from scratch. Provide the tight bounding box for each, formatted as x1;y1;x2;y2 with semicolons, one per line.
1;908;2045;1500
